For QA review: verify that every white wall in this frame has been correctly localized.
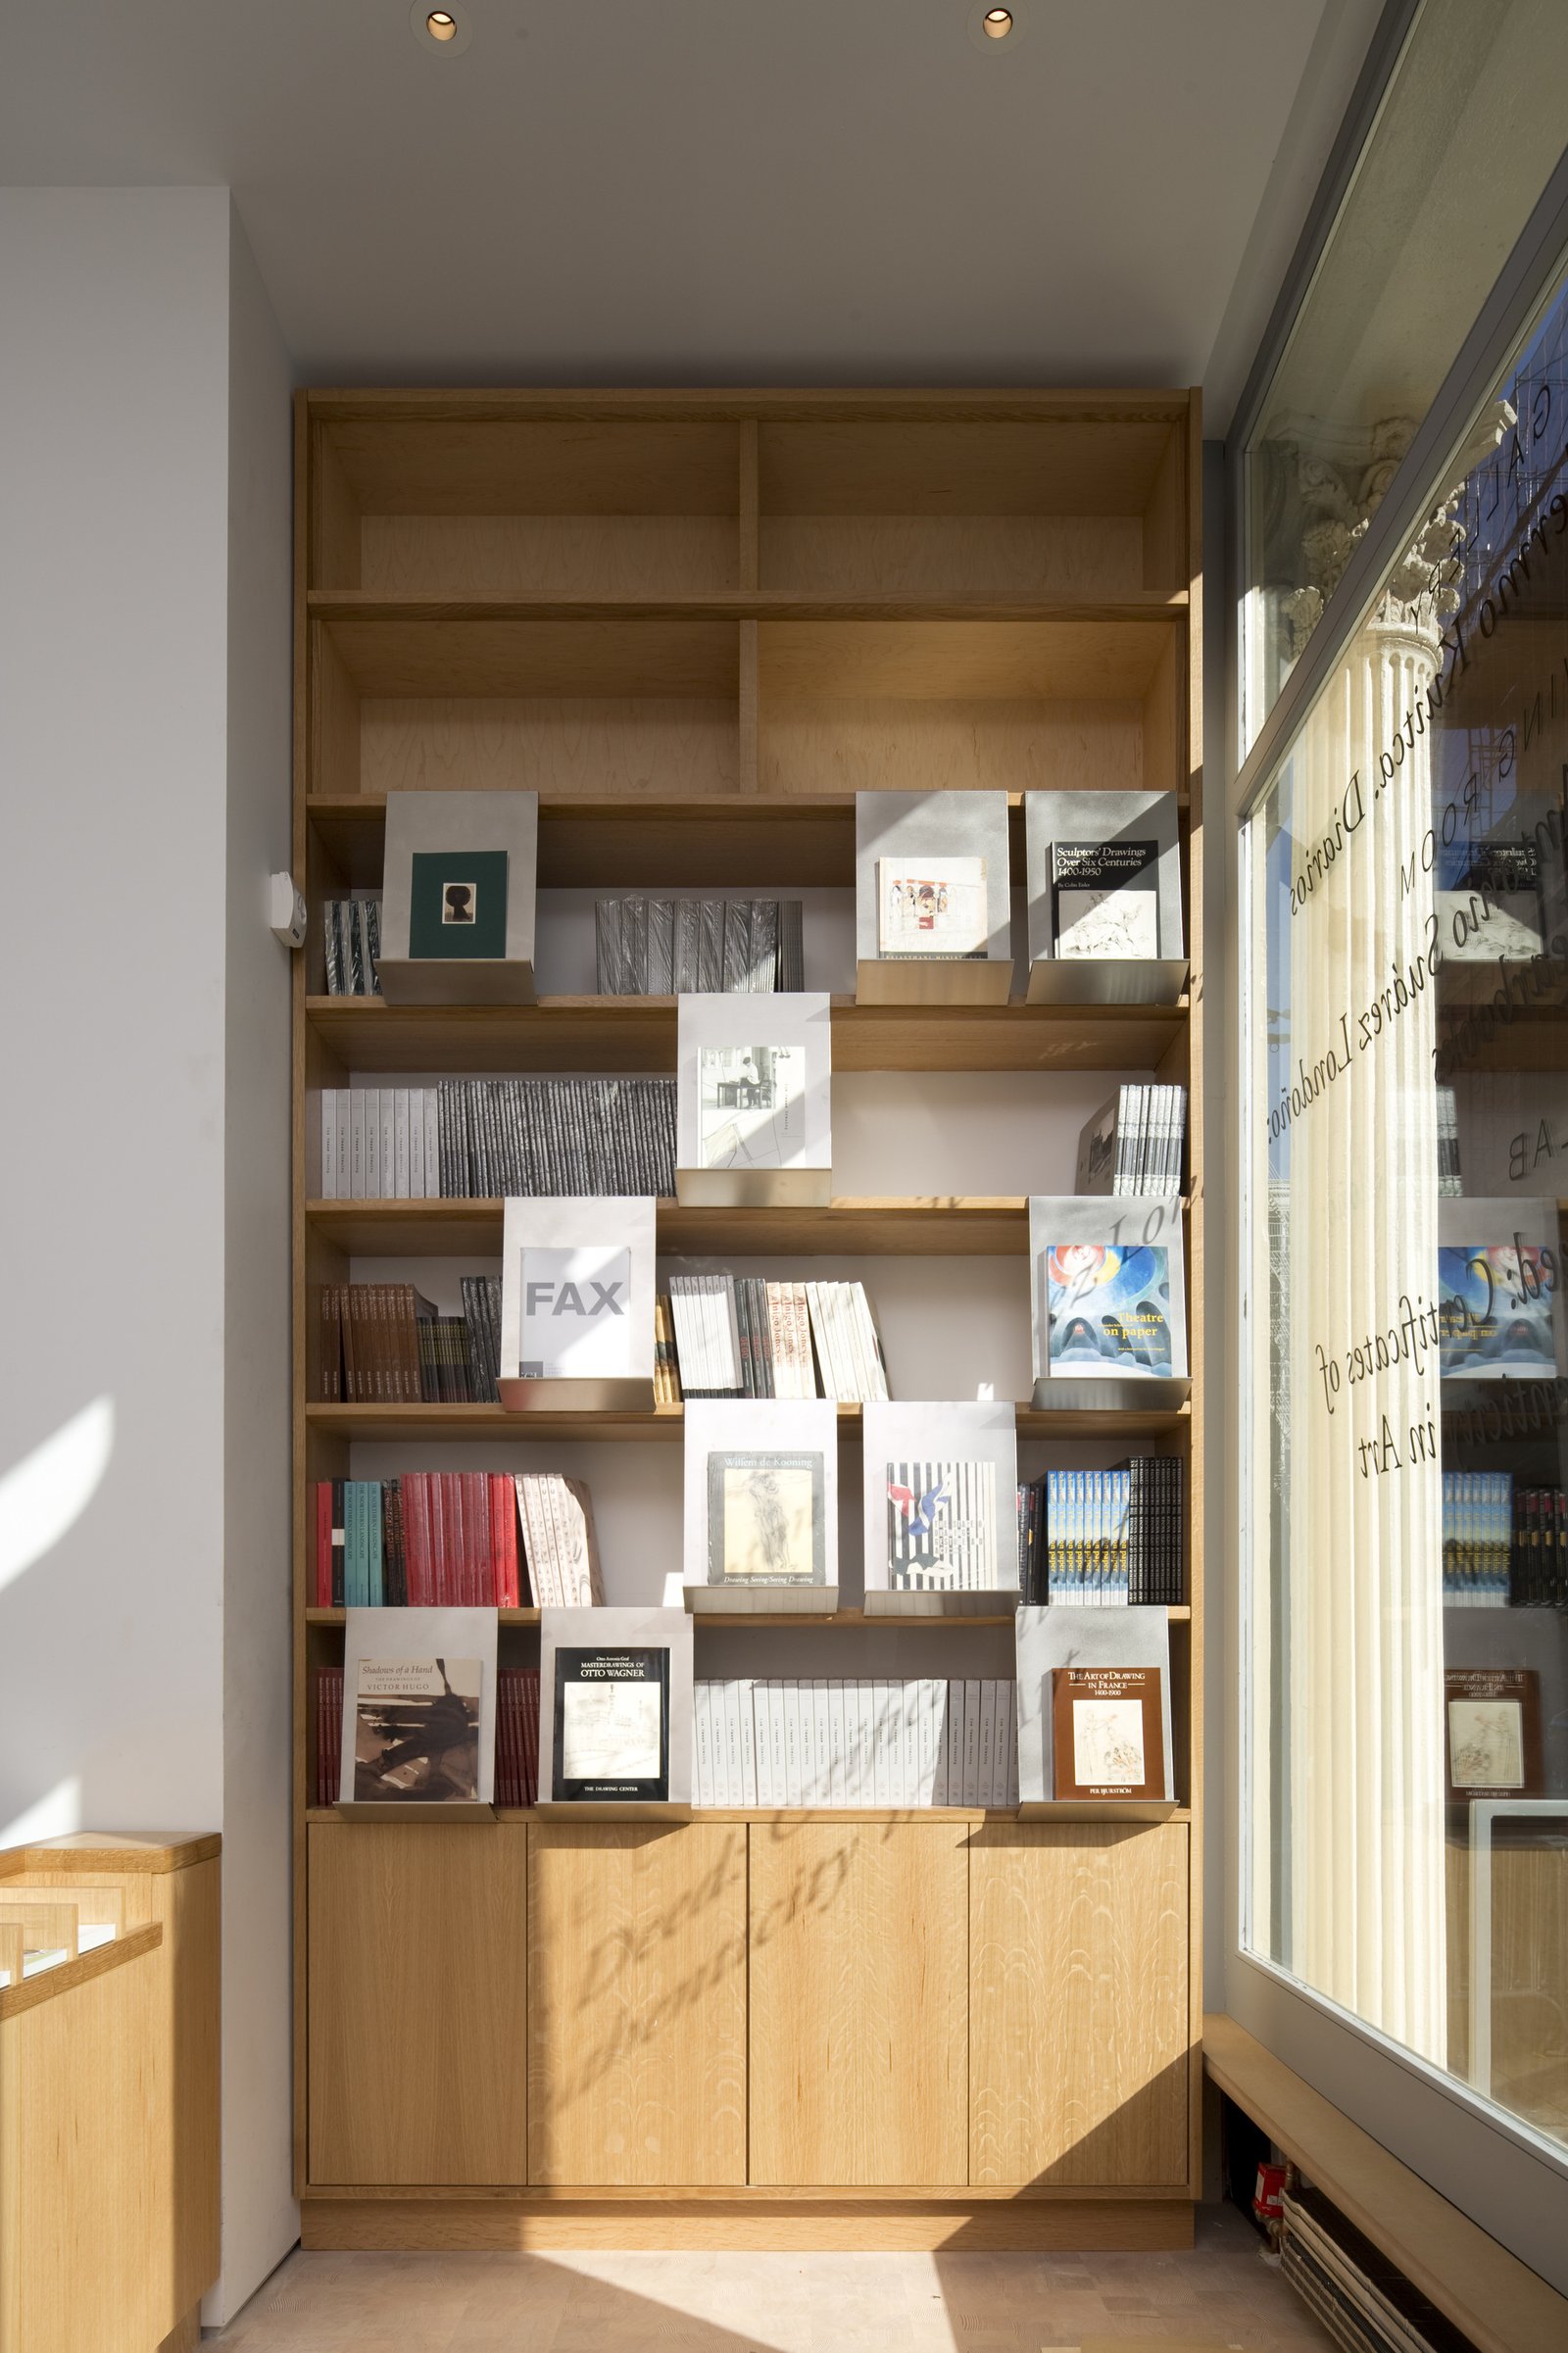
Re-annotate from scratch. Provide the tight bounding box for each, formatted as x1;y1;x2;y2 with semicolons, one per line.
0;187;296;2321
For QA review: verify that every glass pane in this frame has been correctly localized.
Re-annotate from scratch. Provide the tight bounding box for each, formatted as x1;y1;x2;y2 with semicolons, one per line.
1242;0;1568;752
1242;254;1568;2157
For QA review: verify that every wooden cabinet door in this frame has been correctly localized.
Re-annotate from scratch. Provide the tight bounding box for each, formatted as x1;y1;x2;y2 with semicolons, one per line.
527;1822;747;2185
749;1821;967;2186
969;1821;1189;2187
308;1821;526;2185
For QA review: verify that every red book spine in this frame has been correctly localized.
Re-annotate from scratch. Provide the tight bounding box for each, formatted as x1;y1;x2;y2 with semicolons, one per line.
430;1474;449;1605
469;1472;491;1606
499;1475;520;1608
522;1670;540;1807
404;1474;427;1607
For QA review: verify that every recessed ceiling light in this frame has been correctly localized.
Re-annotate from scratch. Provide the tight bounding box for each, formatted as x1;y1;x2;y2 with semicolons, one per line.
983;7;1013;33
410;0;471;54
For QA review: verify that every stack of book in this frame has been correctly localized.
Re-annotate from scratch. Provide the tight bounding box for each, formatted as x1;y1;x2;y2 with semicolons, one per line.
1017;1459;1184;1605
495;1667;540;1807
596;896;805;994
437;1077;676;1198
318;1088;441;1199
318;1282;504;1403
322;898;383;996
666;1276;888;1400
1075;1084;1188;1194
311;1471;599;1607
653;1297;683;1403
1511;1485;1567;1605
1436;1084;1462;1195
1443;1470;1512;1606
314;1666;343;1804
693;1678;1017;1807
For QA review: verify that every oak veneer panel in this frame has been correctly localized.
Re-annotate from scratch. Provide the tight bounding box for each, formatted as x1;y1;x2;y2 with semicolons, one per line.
757;419;1177;515
1445;1832;1568;2136
302;2194;1195;2252
0;1930;161;2353
362;695;738;799
308;1821;526;2185
758;617;1174;701
527;1823;746;2185
328;614;738;699
969;1822;1189;2188
326;418;742;515
305;1194;1034;1258
761;696;1145;800
362;515;739;598
760;514;1143;597
748;1821;967;2187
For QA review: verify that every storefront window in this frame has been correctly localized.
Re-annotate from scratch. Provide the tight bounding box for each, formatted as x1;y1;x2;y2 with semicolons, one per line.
1242;255;1568;2153
1242;0;1568;753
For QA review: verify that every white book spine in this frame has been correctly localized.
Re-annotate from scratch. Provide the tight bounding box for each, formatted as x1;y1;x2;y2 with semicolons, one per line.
962;1681;982;1808
409;1088;425;1200
424;1091;441;1197
979;1679;998;1807
694;1683;712;1807
350;1090;366;1200
394;1089;412;1200
769;1683;788;1808
808;1680;829;1805
720;1680;740;1809
1004;1681;1019;1807
784;1682;804;1806
363;1088;381;1200
933;1682;950;1807
380;1092;397;1201
828;1680;847;1807
738;1681;759;1807
920;1678;939;1807
319;1090;337;1199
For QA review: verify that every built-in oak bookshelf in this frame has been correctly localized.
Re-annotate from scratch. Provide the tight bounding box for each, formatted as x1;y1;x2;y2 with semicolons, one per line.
292;388;1203;2253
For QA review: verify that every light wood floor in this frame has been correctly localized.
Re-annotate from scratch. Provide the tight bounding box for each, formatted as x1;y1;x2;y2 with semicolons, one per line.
212;2204;1337;2351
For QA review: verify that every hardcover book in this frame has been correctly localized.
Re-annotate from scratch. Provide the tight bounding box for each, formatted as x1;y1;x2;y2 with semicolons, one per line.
500;1197;656;1409
1028;1195;1189;1406
340;1606;499;1812
352;1657;482;1804
708;1451;826;1587
683;1398;839;1611
1014;1603;1174;1811
1445;1667;1543;1799
1436;1209;1565;1380
538;1605;694;1810
885;1459;997;1587
1051;839;1159;959
1051;1665;1164;1800
875;858;988;958
408;849;510;960
676;993;832;1206
855;790;1011;1005
861;1397;1019;1612
378;790;537;1004
1025;790;1184;1004
552;1646;670;1802
517;1245;634;1381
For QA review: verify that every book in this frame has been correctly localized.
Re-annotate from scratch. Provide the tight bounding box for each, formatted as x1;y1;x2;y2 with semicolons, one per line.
1444;1668;1542;1799
707;1451;826;1588
351;1656;483;1803
875;857;988;957
321;898;383;996
408;849;510;960
494;1667;541;1807
886;1459;998;1589
1437;1231;1563;1378
517;1245;633;1381
1051;1665;1164;1800
1051;839;1159;958
1029;1196;1188;1397
1075;1084;1187;1195
691;1678;1017;1808
699;1042;808;1171
552;1646;670;1802
1025;790;1184;1000
594;896;804;992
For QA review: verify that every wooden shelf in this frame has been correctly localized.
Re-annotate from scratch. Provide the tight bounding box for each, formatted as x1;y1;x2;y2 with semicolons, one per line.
305;1605;1189;1629
305;1399;1192;1443
305;1805;1193;1825
307;1194;1046;1257
305;993;1187;1074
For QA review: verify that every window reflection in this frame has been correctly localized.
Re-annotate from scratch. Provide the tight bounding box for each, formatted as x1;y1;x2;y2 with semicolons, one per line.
1244;261;1568;2155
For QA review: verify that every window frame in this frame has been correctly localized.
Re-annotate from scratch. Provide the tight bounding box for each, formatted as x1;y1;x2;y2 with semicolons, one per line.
1217;86;1568;2296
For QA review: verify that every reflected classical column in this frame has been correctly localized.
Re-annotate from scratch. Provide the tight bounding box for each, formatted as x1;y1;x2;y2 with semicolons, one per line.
1271;438;1476;2063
